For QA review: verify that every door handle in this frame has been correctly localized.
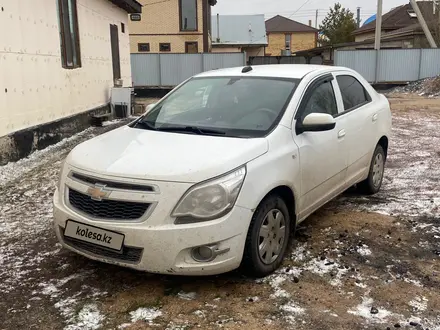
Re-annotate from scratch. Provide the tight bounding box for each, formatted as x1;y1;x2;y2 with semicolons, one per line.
372;113;378;122
338;129;346;139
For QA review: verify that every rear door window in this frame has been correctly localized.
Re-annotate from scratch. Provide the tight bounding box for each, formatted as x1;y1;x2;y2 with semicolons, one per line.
336;75;371;111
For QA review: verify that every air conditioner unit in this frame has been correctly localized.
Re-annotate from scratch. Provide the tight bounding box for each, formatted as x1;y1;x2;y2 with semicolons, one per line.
111;87;134;118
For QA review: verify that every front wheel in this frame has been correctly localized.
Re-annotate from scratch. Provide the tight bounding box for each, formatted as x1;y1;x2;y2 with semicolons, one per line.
241;195;292;277
358;145;386;195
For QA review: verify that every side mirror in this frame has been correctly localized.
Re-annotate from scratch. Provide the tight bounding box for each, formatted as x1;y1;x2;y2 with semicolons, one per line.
144;103;156;114
296;113;336;134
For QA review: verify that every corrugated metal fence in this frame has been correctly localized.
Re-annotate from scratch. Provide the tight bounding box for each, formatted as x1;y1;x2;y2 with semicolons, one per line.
249;55;323;65
335;49;440;83
131;53;246;87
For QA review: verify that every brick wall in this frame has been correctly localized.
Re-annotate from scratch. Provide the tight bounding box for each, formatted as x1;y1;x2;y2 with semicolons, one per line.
129;0;206;53
266;32;316;55
130;35;204;53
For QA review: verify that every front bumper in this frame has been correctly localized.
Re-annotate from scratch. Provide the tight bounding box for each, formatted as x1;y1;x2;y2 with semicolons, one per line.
53;186;253;276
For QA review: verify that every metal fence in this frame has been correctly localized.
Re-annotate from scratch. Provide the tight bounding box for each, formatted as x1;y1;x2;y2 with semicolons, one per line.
334;49;440;83
249;56;323;65
131;53;246;87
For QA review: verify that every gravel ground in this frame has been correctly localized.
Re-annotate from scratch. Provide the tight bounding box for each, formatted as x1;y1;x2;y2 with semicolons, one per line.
0;94;439;330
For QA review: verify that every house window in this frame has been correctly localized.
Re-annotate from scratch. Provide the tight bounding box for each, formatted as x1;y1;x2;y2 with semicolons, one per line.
57;0;81;69
179;0;197;31
185;41;198;53
159;43;171;52
285;34;291;50
121;22;125;33
138;43;150;52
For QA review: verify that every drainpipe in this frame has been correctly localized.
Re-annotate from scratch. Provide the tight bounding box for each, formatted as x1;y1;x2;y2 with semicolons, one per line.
216;13;220;42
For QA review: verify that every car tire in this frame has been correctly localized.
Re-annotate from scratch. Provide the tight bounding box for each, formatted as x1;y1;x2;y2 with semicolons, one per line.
241;195;292;278
358;144;386;195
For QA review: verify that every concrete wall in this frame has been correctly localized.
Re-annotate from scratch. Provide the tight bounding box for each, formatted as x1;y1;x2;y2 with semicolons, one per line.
129;0;206;53
265;32;316;56
0;0;132;139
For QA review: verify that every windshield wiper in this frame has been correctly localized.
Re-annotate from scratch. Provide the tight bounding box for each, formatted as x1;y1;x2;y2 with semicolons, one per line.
133;120;157;131
156;126;226;136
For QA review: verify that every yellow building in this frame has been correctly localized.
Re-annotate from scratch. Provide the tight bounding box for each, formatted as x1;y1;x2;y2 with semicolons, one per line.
129;0;218;53
265;15;318;56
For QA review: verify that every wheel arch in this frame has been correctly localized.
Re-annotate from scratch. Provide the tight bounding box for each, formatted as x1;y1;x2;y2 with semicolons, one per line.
262;185;297;229
378;135;389;158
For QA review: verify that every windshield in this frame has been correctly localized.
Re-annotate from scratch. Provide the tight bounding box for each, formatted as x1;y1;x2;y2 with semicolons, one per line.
134;76;299;138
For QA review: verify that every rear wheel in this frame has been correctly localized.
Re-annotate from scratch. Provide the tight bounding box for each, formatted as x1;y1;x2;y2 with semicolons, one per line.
241;195;292;277
358;145;386;195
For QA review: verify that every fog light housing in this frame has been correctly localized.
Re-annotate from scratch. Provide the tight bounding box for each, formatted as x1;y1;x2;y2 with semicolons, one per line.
192;246;215;262
191;245;231;263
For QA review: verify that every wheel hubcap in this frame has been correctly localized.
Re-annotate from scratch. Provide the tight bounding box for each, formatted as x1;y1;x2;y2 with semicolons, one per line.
372;153;384;188
258;209;286;265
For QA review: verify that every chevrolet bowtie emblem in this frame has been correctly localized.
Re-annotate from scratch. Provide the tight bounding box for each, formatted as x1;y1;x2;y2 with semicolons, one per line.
87;185;110;201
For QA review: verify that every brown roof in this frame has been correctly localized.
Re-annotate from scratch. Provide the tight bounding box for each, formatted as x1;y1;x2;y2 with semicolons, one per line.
108;0;142;13
265;15;318;33
354;1;438;35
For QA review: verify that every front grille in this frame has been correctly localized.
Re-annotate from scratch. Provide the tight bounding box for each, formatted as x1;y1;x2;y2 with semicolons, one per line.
63;232;143;264
71;173;154;192
69;189;150;220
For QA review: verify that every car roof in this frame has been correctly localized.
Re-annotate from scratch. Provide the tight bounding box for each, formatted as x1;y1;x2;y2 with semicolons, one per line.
195;64;349;80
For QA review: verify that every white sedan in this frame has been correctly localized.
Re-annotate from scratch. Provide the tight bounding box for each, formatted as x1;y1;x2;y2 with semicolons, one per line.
53;65;392;277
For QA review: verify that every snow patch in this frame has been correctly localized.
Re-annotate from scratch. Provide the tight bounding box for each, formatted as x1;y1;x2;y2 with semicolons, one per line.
65;304;104;330
130;307;162;323
409;296;428;312
268;275;290;299
177;291;197;300
357;245;372;256
348;296;392;323
281;301;305;324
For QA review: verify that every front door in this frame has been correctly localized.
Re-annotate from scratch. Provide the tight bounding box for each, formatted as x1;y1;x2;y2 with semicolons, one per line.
294;75;348;220
110;24;121;83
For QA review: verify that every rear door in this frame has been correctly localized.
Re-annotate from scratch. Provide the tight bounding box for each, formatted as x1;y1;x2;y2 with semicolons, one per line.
333;73;377;185
294;74;348;220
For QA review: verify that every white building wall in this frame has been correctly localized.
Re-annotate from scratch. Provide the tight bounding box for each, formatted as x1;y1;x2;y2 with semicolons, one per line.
0;0;132;138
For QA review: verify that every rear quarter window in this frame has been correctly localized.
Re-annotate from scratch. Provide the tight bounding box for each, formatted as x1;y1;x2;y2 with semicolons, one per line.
336;75;372;111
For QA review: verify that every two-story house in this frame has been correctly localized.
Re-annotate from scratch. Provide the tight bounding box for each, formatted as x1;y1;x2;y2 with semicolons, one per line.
0;0;141;164
129;0;218;53
265;15;318;56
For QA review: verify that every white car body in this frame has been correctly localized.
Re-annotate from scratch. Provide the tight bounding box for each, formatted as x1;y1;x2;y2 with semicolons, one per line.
53;65;392;276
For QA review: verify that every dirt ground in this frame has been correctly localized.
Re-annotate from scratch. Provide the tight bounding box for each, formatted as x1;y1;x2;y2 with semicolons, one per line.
0;94;439;330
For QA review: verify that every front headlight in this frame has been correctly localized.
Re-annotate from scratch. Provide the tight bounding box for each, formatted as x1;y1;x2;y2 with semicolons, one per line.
172;166;246;224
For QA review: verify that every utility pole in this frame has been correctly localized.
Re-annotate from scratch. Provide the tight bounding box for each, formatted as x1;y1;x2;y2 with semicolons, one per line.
374;0;383;50
409;0;437;48
357;7;361;28
315;9;318;29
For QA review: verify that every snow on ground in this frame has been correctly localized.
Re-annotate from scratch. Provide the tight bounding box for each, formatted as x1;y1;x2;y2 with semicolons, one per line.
348;295;394;324
65;304;104;330
129;307;163;323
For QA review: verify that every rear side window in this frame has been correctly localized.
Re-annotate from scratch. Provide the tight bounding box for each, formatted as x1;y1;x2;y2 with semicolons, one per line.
336;75;371;111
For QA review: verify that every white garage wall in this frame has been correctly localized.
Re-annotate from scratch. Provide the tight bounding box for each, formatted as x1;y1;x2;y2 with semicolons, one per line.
0;0;132;138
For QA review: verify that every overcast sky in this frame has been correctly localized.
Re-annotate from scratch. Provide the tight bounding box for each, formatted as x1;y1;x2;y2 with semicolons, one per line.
212;0;407;27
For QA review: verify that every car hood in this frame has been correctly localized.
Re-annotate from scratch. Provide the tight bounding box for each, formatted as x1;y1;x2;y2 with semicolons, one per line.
66;126;268;183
